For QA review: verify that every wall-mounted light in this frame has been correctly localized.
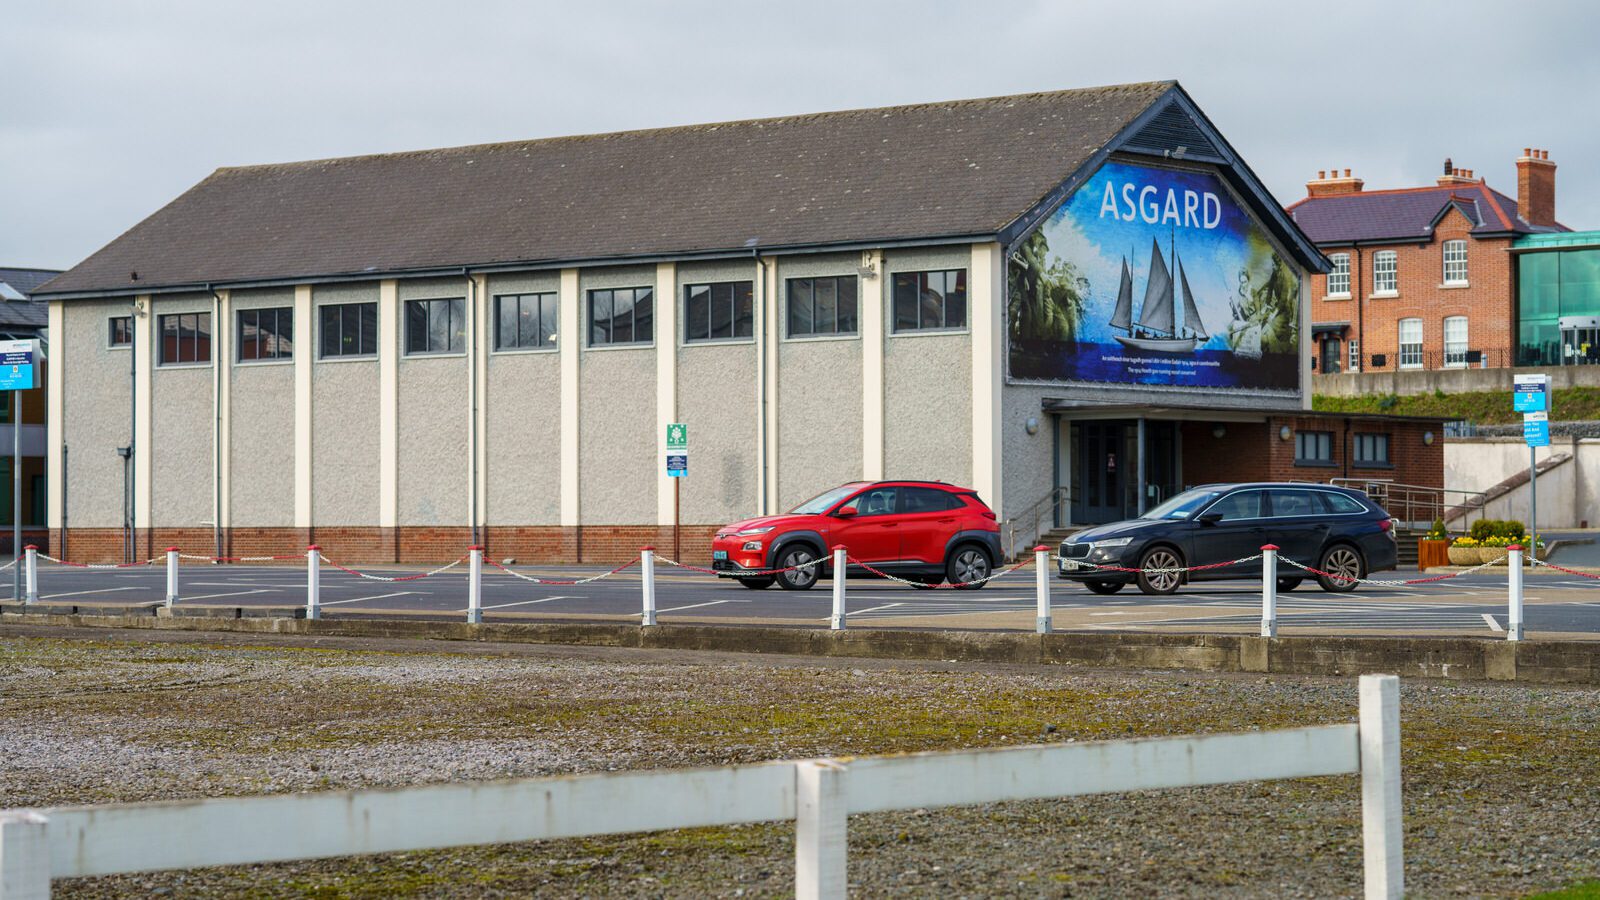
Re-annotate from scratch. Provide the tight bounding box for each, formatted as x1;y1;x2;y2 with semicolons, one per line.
1025;416;1039;436
1279;425;1293;441
1423;431;1435;445
1212;424;1226;439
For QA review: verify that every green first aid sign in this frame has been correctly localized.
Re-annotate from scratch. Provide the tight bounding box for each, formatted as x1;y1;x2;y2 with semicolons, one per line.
666;423;687;451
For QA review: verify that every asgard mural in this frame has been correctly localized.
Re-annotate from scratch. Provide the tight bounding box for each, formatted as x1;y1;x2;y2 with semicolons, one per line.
1008;160;1300;392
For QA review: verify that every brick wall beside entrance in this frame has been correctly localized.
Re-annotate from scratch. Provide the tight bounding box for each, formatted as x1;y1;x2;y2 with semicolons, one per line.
1179;417;1443;496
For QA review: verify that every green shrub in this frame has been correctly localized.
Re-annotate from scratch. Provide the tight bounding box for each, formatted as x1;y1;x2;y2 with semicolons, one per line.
1377;394;1399;411
1498;520;1526;540
1470;519;1501;542
1425;519;1448;540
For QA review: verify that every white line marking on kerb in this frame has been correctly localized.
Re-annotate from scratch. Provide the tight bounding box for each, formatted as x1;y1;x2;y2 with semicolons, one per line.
40;587;140;599
477;596;575;611
658;599;736;613
180;590;275;602
1482;613;1504;632
318;592;414;607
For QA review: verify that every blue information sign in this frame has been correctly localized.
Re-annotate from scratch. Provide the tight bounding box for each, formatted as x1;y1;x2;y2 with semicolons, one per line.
1513;374;1549;413
666;454;688;477
1524;413;1550;447
0;340;37;391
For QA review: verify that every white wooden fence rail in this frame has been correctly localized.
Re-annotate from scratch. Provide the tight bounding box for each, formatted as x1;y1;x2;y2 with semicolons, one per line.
0;675;1403;899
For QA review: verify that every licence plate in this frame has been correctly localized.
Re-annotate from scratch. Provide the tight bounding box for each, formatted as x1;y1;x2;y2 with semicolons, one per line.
713;550;729;560
1060;559;1082;572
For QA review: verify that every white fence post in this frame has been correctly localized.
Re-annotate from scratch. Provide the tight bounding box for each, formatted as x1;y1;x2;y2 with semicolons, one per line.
1034;545;1052;634
1358;674;1404;900
1260;544;1278;638
164;547;180;609
22;545;37;605
0;810;51;900
829;546;847;631
466;546;483;624
794;760;848;900
640;547;657;627
305;545;321;621
1506;544;1524;641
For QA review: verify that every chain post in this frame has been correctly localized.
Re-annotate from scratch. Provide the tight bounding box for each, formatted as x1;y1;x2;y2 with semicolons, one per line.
1260;544;1279;638
466;546;484;624
164;547;180;609
1507;544;1524;641
305;545;321;621
830;546;847;631
22;544;37;604
640;547;657;626
1033;545;1052;634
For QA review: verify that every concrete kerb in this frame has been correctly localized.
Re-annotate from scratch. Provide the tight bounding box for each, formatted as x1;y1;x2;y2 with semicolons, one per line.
4;609;1600;684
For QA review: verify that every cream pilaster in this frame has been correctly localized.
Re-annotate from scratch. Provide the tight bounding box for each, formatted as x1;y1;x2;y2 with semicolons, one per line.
378;279;399;529
762;258;780;514
45;300;64;530
471;274;490;530
216;290;232;531
292;285;313;529
133;294;153;529
970;242;1004;513
558;268;581;527
859;250;885;480
655;262;677;527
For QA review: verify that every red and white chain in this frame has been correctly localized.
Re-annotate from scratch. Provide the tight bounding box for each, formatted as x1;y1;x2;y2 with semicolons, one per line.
655;555;827;578
320;557;465;582
1278;553;1508;587
848;555;1031;589
1531;557;1600;580
35;554;156;569
1054;553;1261;577
485;558;637;585
177;553;302;563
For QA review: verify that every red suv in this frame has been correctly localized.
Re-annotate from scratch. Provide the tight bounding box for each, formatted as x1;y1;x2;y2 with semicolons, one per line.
710;481;1002;591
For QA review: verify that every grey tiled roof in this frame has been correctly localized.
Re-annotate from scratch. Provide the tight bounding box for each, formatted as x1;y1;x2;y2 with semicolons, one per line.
0;268;59;330
1288;183;1569;245
39;82;1176;296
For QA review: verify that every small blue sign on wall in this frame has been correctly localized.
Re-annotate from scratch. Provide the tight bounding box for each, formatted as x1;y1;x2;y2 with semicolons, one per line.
666;454;688;477
0;339;38;391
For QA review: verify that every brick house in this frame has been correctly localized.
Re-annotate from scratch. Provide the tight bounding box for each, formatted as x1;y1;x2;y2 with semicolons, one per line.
1288;153;1567;377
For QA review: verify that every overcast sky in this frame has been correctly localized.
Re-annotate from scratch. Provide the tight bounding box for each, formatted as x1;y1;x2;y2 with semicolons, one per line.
5;0;1598;271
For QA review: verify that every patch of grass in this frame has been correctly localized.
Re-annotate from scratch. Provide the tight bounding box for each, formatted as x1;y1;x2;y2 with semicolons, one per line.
1313;385;1600;424
1530;882;1600;899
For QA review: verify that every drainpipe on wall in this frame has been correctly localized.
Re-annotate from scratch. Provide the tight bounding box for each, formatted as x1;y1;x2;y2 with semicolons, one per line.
209;285;223;561
463;269;481;548
127;298;139;564
1353;246;1364;373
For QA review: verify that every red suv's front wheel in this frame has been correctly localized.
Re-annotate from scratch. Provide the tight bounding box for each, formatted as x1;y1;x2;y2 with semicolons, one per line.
775;546;822;591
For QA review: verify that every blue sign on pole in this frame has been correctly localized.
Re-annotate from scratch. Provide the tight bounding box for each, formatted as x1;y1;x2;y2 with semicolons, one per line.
1524;412;1550;447
666;454;688;477
1513;374;1549;413
0;340;37;391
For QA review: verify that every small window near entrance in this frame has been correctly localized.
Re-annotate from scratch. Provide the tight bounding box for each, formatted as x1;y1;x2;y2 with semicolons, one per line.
1205;490;1263;521
892;270;967;332
1353;433;1391;466
1295;430;1333;465
848;486;898;516
1348;339;1360;372
108;316;133;348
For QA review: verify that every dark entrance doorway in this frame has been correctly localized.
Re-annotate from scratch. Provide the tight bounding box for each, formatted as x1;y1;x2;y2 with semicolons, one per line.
1319;336;1343;374
1069;419;1181;525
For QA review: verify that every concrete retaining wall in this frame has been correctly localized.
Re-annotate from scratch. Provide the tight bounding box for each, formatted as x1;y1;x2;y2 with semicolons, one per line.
1447;436;1600;527
1315;364;1600;398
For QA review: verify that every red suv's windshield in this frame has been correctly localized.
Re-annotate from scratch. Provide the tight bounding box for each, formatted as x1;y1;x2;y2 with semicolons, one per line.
788;484;865;515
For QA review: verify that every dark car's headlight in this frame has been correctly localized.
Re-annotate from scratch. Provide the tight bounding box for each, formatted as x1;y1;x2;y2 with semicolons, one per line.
1092;537;1134;549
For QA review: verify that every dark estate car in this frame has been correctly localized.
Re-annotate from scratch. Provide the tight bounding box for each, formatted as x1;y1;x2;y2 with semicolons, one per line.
710;481;1003;590
1058;482;1397;595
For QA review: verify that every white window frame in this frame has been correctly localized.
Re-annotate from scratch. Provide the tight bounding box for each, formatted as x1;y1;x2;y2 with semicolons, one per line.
1372;251;1398;295
1398;318;1423;370
1443;316;1468;368
1348;339;1360;372
1442;240;1468;286
1327;253;1351;298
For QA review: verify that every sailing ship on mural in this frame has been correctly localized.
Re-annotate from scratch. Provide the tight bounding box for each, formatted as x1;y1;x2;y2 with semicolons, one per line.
1109;237;1209;354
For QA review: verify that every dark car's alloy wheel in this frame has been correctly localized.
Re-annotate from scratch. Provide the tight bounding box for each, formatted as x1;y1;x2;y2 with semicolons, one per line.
1277;577;1303;592
1316;545;1364;593
738;576;775;590
1085;581;1123;595
1135;547;1183;595
947;546;991;591
775;547;820;591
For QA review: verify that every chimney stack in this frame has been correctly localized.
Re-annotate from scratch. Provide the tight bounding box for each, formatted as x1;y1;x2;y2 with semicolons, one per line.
1517;148;1557;226
1437;157;1476;186
1306;167;1364;198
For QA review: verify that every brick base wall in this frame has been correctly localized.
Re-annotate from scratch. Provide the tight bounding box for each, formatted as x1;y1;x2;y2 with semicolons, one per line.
1178;416;1444;496
49;525;721;566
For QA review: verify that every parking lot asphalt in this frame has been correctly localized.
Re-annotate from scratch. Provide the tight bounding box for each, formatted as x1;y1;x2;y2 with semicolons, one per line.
10;554;1600;639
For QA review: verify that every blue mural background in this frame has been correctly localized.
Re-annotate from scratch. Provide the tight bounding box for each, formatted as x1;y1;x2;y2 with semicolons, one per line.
1007;160;1300;391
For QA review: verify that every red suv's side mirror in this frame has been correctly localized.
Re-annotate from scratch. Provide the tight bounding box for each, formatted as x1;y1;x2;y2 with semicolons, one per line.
835;506;858;518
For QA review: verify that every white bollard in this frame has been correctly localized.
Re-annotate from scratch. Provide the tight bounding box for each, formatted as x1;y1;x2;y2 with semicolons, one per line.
794;760;848;900
1507;544;1524;641
1034;545;1052;634
640;547;657;626
23;544;37;605
830;546;847;631
467;546;483;624
165;547;180;609
305;545;321;621
0;810;52;900
1260;544;1278;638
1358;674;1404;900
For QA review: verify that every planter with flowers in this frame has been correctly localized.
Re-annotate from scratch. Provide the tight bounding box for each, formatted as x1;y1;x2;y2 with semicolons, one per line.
1418;520;1451;571
1447;536;1479;566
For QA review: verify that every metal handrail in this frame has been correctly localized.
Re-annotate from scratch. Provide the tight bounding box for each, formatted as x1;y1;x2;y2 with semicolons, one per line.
1003;486;1072;558
1328;478;1488;530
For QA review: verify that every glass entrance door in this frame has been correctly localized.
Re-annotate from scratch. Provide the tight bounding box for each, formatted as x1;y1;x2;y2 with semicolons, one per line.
1071;421;1126;525
1560;317;1600;365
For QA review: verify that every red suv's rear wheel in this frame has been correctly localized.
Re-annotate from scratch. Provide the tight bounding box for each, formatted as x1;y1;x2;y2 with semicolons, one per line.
947;545;992;591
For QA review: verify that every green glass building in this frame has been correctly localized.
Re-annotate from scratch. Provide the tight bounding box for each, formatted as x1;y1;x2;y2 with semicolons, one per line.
1516;231;1600;365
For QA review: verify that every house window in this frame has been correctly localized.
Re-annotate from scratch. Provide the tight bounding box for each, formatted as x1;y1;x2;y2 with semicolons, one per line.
157;312;211;365
1348;339;1361;372
1354;433;1391;466
319;302;378;358
1443;240;1468;285
108;316;133;348
1444;316;1468;368
494;293;557;351
405;298;465;355
684;281;754;343
787;276;859;337
588;287;653;346
1398;318;1423;369
1373;251;1398;294
1295;430;1333;464
893;270;967;332
1327;253;1351;297
237;307;293;362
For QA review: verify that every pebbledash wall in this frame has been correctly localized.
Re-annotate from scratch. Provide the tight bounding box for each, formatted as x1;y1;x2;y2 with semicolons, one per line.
49;246;1001;563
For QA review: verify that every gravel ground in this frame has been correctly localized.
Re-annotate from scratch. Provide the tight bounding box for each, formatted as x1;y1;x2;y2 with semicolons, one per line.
3;627;1599;898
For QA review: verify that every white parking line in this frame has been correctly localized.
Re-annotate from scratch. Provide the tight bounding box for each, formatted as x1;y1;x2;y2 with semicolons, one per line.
845;602;905;617
179;589;275;602
318;591;414;607
658;599;737;613
1481;613;1504;632
40;587;140;599
478;596;576;611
